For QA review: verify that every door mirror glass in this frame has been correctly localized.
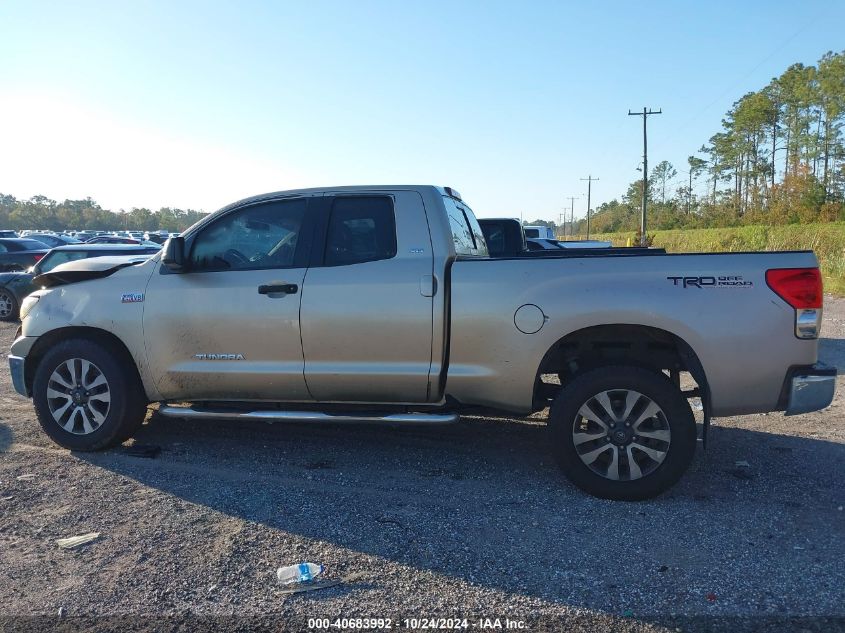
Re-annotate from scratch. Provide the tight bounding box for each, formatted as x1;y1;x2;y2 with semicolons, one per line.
162;236;187;272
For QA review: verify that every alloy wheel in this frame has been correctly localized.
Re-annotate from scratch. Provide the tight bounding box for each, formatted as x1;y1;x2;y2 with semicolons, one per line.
46;358;112;435
572;389;671;481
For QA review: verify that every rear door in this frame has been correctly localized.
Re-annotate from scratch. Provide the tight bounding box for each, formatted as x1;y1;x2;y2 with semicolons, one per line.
299;191;435;402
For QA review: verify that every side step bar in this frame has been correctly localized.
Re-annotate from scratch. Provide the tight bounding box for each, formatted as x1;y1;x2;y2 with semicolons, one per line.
157;406;460;426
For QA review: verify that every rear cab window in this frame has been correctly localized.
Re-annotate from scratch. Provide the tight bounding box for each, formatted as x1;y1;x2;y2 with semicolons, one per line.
444;196;488;257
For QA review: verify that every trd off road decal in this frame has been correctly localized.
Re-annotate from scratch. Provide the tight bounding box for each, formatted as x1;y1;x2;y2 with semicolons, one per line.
667;276;753;288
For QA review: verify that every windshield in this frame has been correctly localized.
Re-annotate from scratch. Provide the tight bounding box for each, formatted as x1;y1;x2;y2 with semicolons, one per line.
36;251;91;274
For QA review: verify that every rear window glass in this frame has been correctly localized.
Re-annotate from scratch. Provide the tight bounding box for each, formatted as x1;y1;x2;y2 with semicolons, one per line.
524;228;540;238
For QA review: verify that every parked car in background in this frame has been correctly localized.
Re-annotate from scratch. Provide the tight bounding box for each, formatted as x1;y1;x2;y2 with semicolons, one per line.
479;219;647;257
25;233;82;248
0;230;19;238
0;244;161;320
526;237;564;251
523;225;555;240
85;235;141;245
143;232;169;244
0;239;49;272
556;239;613;249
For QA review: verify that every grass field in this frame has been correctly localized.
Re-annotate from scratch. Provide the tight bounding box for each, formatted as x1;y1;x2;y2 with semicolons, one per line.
590;222;845;296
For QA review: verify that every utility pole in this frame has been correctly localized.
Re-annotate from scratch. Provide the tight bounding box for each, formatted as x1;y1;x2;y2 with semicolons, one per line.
580;176;599;239
565;196;579;237
628;107;661;245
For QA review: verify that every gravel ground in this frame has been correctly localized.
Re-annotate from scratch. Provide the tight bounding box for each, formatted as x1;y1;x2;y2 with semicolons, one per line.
1;300;844;633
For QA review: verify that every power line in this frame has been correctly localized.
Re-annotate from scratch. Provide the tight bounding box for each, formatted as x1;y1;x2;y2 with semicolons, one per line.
579;176;599;239
628;107;662;245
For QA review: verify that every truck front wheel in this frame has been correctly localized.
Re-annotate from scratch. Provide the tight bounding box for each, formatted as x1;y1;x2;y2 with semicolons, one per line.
548;365;696;500
32;338;147;451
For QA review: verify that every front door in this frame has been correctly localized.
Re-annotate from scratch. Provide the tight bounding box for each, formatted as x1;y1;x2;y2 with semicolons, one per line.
143;197;314;401
300;191;435;402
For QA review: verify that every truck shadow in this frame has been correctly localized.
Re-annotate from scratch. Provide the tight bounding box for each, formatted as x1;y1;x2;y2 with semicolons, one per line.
819;337;845;371
76;410;845;615
0;422;12;452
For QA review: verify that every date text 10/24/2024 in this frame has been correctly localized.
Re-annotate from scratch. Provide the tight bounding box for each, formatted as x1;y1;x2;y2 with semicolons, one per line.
307;618;528;630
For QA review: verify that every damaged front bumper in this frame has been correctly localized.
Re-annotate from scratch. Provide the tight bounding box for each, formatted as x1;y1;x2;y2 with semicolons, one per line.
8;354;29;397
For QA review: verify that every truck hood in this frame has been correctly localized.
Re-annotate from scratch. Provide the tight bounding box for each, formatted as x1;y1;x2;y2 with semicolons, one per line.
33;255;154;289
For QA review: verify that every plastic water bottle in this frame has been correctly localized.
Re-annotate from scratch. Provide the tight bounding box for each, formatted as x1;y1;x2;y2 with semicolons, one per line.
276;562;323;585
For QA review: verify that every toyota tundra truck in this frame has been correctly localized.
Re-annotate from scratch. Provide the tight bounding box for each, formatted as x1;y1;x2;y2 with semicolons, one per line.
7;186;836;499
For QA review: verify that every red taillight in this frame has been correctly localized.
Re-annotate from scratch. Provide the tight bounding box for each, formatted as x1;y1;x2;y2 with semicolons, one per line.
766;268;822;309
33;254;44;262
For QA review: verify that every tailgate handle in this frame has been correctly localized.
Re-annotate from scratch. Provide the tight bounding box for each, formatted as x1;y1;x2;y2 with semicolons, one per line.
258;283;298;295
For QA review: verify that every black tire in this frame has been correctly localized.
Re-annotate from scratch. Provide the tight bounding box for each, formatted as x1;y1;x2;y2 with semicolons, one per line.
0;288;19;321
548;365;696;501
32;338;147;451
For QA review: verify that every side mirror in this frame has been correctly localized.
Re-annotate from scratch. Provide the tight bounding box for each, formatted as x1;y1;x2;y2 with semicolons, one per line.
161;236;187;272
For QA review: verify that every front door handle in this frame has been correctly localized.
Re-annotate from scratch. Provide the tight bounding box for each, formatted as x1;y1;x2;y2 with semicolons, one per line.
258;283;298;295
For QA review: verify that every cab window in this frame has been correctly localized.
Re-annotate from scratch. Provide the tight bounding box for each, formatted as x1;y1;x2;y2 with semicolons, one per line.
324;196;396;266
444;197;488;257
190;199;307;272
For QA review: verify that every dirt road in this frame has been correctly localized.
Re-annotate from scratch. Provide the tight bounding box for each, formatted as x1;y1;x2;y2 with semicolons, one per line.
1;300;843;632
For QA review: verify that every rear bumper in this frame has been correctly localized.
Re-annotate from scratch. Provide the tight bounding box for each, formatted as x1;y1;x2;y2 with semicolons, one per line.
8;355;29;397
784;363;836;416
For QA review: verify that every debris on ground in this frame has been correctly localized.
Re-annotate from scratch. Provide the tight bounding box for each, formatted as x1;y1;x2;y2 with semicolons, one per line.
277;562;324;585
56;532;101;549
278;578;342;595
277;571;368;595
120;445;161;459
706;592;717;602
1;496;13;501
15;474;36;481
727;461;754;480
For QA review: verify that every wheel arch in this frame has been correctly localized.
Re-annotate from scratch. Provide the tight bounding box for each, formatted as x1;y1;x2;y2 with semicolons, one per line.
25;327;145;397
533;323;711;439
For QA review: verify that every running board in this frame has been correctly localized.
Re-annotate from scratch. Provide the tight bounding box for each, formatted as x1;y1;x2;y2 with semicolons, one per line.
157;406;460;426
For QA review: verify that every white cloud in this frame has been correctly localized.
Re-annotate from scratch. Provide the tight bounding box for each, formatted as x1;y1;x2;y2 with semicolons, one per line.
0;94;317;211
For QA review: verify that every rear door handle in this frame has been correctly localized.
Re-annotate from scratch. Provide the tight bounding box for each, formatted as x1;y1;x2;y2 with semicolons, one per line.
258;283;298;295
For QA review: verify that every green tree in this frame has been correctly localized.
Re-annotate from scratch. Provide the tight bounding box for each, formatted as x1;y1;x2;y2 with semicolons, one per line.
650;161;677;204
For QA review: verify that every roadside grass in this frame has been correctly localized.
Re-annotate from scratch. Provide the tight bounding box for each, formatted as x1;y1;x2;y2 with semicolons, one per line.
591;222;845;296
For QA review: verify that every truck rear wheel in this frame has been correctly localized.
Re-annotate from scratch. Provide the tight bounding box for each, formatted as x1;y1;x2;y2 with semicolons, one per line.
548;365;696;500
32;338;147;451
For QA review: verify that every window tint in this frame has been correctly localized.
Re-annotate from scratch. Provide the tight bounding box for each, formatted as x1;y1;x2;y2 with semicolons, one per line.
324;197;396;266
190;199;306;271
524;228;539;238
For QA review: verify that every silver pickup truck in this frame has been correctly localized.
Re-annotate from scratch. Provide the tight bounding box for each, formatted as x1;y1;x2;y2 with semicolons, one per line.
7;185;836;499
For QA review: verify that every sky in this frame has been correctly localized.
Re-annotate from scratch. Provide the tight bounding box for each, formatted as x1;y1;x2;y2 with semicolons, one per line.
1;0;843;224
